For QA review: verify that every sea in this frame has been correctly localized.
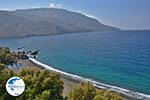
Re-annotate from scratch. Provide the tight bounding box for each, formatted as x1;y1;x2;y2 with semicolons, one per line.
0;30;150;99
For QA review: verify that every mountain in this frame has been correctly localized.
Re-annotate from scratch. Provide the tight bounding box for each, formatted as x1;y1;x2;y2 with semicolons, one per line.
0;8;119;38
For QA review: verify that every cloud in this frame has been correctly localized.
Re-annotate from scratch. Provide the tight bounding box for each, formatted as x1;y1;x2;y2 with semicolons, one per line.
48;4;97;19
48;3;62;9
74;10;97;19
83;13;97;19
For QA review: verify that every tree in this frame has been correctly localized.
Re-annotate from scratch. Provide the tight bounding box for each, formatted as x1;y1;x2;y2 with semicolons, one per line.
0;47;15;65
93;90;122;100
68;82;96;100
68;82;122;100
0;63;6;70
0;67;64;100
0;69;16;100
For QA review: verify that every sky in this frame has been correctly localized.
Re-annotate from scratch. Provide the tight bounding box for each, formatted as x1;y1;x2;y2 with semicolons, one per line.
0;0;149;30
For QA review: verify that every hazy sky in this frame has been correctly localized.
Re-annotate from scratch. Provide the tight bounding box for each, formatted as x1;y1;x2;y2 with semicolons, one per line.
0;0;149;30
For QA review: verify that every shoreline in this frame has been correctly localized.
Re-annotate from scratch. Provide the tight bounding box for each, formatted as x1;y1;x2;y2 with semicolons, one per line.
28;58;150;100
0;30;122;39
13;58;150;100
11;59;77;97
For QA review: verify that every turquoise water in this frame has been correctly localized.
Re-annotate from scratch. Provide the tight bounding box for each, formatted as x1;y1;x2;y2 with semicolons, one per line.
0;31;150;94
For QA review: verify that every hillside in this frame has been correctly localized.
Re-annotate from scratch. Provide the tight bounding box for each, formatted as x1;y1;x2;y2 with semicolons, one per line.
0;8;119;38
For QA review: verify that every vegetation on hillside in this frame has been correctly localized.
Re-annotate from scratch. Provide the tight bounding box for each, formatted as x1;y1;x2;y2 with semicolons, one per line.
0;47;16;69
68;82;122;100
0;67;64;100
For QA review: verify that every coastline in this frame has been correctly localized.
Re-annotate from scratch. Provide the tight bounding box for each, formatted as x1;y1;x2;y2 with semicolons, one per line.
14;58;150;100
13;59;77;97
0;30;122;39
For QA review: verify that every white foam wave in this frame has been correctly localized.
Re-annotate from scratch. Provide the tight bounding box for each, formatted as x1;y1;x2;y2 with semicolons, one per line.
29;58;150;100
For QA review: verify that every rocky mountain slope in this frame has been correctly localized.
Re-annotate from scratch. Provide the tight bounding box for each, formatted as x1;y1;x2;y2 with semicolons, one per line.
0;8;119;38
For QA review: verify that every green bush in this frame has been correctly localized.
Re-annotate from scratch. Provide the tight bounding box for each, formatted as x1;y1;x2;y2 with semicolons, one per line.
0;63;6;70
0;47;15;66
0;67;64;100
68;82;122;100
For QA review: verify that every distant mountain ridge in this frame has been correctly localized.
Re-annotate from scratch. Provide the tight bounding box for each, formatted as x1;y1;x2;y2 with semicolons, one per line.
0;8;120;38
